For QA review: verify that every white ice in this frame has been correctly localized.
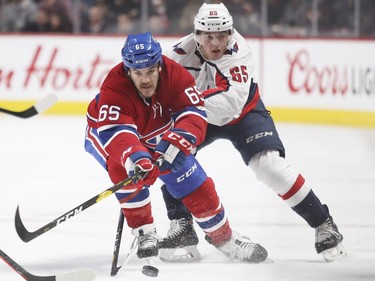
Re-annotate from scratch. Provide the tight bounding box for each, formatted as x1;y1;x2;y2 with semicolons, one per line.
1;115;374;281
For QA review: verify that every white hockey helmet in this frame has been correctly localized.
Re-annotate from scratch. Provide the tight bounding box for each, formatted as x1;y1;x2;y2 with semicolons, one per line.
194;3;233;45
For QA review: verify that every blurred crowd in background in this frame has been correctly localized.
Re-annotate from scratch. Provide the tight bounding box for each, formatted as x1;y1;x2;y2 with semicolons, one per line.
0;0;374;37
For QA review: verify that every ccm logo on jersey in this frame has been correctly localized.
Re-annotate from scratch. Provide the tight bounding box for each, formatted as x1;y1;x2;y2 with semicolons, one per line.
246;131;273;143
177;163;198;183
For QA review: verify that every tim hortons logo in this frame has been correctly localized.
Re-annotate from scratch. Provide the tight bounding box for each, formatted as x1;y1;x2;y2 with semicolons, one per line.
0;45;113;90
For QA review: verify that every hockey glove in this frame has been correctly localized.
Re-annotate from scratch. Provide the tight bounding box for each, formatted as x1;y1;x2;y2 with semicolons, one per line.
123;145;160;186
155;129;196;173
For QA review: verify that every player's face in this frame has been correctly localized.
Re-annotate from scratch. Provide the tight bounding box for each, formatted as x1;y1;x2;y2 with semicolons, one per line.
129;64;160;98
198;31;230;60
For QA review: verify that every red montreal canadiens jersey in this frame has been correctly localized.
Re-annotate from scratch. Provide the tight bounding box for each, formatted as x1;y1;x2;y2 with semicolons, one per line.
86;55;207;166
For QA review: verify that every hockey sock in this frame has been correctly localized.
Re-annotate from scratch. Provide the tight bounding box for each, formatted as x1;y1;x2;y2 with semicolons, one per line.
182;177;231;245
161;184;193;220
121;203;154;229
205;220;232;246
291;190;329;228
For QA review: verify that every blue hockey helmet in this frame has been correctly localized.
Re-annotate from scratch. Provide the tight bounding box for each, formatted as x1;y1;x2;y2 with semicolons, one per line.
121;32;162;70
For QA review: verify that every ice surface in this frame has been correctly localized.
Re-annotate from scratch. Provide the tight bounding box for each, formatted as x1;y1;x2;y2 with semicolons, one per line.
1;115;374;281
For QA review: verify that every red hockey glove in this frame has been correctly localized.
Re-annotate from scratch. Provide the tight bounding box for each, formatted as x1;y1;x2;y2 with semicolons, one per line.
122;145;160;186
133;158;160;186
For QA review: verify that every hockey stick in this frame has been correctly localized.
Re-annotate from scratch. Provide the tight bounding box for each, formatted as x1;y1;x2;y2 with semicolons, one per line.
110;209;126;276
0;93;58;118
15;158;163;243
111;226;159;277
0;249;96;281
110;211;160;277
112;234;138;276
15;173;145;243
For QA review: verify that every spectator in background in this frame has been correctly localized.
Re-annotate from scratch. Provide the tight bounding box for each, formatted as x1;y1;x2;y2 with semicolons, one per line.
223;0;261;35
20;0;73;33
3;0;374;38
107;0;141;35
81;4;114;34
109;0;140;24
22;7;51;32
147;0;169;34
177;0;202;34
267;0;286;36
331;0;355;37
49;11;73;33
267;0;285;25
278;0;310;36
77;0;96;30
115;13;137;35
147;14;168;34
38;0;73;23
318;0;354;37
360;0;375;37
2;0;38;32
165;0;188;34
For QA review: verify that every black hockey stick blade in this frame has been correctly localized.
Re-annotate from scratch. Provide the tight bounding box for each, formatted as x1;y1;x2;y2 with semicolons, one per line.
0;93;57;118
115;236;138;276
15;172;142;243
0;249;96;281
110;210;125;276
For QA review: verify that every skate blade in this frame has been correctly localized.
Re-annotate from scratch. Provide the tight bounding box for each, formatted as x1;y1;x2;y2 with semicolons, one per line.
322;242;347;262
159;246;202;263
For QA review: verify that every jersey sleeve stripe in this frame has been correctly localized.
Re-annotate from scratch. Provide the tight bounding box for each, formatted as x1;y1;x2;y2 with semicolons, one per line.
99;124;139;148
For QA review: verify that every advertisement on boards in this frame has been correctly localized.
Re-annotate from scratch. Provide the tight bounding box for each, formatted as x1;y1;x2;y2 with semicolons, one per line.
262;39;375;112
0;35;374;126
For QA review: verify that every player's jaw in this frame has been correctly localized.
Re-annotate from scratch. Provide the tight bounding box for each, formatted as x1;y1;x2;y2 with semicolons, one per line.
137;82;156;98
200;45;226;60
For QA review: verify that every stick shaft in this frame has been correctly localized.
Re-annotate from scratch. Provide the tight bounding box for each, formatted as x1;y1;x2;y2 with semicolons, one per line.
15;175;143;242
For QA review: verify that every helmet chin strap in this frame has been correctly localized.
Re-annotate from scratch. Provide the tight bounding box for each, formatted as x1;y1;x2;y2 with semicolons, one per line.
196;44;210;61
192;36;209;61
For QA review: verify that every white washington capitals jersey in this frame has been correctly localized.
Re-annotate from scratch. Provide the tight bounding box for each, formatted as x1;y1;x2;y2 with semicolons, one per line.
165;31;260;126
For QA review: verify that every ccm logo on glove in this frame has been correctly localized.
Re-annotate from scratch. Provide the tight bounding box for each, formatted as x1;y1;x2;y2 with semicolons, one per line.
155;130;196;173
164;132;193;155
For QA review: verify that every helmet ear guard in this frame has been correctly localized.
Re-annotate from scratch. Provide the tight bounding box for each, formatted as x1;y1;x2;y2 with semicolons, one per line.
121;32;163;70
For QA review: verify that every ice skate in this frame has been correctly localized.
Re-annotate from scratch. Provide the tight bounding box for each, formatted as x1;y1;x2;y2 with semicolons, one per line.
315;216;346;262
159;218;202;262
207;231;268;263
133;226;161;259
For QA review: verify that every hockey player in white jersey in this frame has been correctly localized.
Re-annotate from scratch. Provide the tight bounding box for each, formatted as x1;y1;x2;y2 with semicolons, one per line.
159;2;346;263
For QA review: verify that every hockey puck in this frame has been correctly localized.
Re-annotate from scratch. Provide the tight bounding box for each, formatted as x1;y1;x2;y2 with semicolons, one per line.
142;265;159;277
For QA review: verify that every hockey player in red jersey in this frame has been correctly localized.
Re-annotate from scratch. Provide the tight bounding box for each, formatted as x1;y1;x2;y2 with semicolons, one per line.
159;3;346;263
84;32;268;263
